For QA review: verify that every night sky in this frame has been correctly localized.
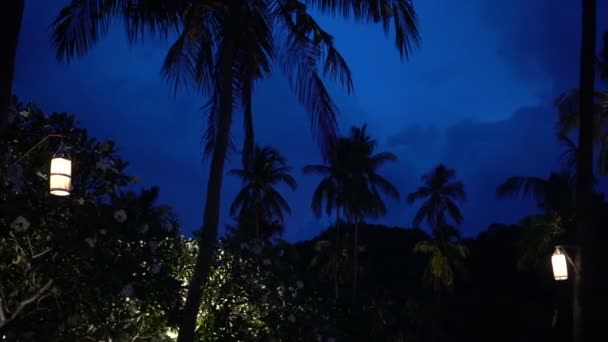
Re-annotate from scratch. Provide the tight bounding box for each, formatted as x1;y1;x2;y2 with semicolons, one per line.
13;0;608;241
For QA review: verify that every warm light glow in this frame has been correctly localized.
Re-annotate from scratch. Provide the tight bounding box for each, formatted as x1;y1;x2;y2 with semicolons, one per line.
552;248;568;281
166;329;178;340
50;157;71;196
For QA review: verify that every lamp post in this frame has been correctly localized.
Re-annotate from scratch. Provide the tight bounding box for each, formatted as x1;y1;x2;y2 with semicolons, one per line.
10;134;72;196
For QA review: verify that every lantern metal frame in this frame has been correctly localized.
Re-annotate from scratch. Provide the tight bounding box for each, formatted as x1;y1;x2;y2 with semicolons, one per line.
9;134;71;196
10;134;65;167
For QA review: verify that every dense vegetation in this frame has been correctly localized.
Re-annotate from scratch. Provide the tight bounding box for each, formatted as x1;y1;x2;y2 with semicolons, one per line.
2;88;607;340
0;0;607;341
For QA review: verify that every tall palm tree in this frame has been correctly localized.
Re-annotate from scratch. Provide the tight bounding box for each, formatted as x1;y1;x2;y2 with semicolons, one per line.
408;165;467;294
51;1;420;339
576;1;597;341
305;124;399;303
228;145;296;239
407;164;466;229
0;0;25;148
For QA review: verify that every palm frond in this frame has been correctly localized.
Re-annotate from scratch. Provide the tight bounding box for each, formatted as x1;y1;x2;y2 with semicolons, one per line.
51;0;118;63
369;173;400;200
444;199;463;225
406;187;430;204
305;0;420;59
496;176;547;201
558;134;578;172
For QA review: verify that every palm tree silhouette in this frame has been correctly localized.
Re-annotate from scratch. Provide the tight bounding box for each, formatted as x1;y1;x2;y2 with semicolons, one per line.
407;164;466;229
50;1;420;339
408;165;467;292
305;124;399;303
228;145;296;240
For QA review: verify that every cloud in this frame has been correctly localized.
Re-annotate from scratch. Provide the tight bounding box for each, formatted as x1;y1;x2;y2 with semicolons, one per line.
386;105;563;234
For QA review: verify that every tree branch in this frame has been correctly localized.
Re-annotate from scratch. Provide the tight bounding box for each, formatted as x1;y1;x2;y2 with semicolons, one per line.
0;279;54;329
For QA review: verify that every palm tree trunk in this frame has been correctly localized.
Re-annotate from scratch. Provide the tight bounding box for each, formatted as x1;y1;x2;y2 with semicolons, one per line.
352;218;360;305
334;205;341;301
177;41;235;342
575;1;596;341
0;0;25;146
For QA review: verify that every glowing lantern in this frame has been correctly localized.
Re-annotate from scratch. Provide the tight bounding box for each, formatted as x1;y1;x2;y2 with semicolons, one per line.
50;153;71;196
552;248;568;281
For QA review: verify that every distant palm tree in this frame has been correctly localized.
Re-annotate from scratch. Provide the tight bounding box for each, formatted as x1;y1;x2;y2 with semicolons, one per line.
407;164;466;229
228;145;296;239
305;124;399;303
51;1;420;339
413;225;468;291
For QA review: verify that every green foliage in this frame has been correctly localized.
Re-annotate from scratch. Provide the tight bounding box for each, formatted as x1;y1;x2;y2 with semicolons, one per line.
196;236;334;342
0;98;194;340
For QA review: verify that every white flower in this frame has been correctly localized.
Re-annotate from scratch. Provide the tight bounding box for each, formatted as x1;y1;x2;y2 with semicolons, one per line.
151;262;161;274
161;222;173;232
99;229;107;235
288;314;296;323
120;284;134;298
84;237;96;248
277;289;284;297
76;198;85;205
296;281;304;289
139;224;149;234
10;216;30;232
263;258;271;266
113;209;127;223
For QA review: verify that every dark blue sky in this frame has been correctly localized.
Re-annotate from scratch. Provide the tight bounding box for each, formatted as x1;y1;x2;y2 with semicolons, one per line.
14;0;608;241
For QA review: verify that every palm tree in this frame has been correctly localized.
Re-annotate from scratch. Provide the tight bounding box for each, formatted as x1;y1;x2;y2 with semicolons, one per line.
228;145;296;239
413;225;468;291
51;1;420;339
576;1;597;340
407;164;466;229
0;0;25;147
496;171;575;268
305;124;399;303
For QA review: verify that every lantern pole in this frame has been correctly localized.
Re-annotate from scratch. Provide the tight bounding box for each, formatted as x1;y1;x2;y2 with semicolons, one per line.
10;134;64;166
